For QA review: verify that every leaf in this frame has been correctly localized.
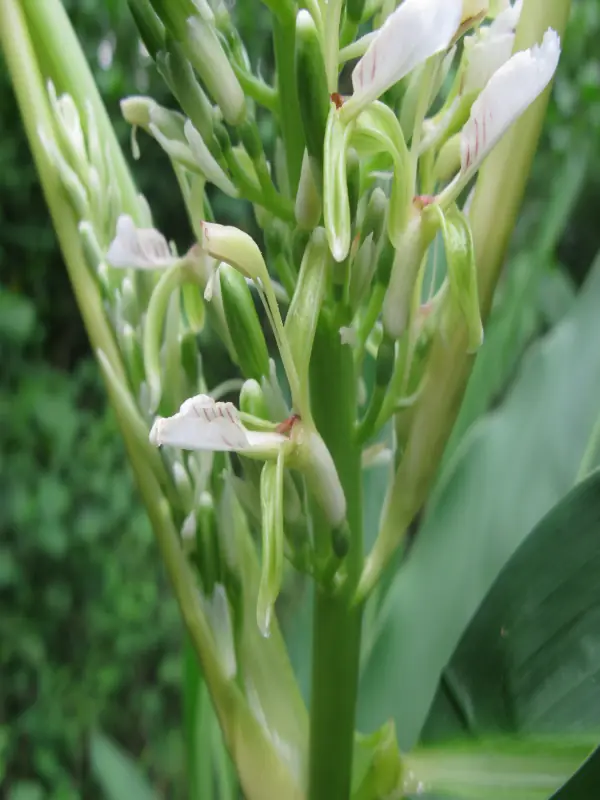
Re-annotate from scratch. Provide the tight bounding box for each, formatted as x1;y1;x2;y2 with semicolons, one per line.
423;470;600;741
89;730;159;800
404;736;598;800
358;256;600;749
551;745;600;798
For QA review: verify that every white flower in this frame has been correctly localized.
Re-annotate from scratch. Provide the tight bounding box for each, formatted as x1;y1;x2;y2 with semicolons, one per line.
106;214;175;269
346;0;462;116
149;394;286;453
462;0;522;93
460;28;560;178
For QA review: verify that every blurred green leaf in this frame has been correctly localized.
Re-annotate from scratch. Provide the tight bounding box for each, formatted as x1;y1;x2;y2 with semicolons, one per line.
89;731;158;800
423;468;600;741
551;745;600;798
358;255;600;749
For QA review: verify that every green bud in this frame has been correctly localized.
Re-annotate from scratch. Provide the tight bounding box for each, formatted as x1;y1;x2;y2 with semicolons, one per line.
284;228;329;411
438;205;483;353
239;118;263;162
295;9;330;183
184;120;237;196
382;216;431;340
39;127;89;221
295;429;346;529
180;329;201;391
196;491;221;593
257;455;285;637
149;0;245;125
213;121;232;154
127;0;165;60
292;228;310;272
201;222;271;286
434;133;461;184
346;147;361;225
361;187;388;243
240;379;270;420
173;460;194;511
78;221;103;273
295;150;322;231
219;264;270;380
376;237;395;287
332;521;350;559
157;37;213;142
324;108;353;262
122;323;145;395
349;235;376;310
375;337;395;386
182;283;205;333
120;276;140;326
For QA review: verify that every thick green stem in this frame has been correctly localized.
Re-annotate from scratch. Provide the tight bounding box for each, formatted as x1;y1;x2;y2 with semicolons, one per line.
308;314;363;800
357;0;572;601
273;14;306;195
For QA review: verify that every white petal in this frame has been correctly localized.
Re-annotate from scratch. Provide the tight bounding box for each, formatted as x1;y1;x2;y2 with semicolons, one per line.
460;29;560;176
490;0;522;34
106;214;175;269
462;31;515;94
351;0;462;109
148;393;286;453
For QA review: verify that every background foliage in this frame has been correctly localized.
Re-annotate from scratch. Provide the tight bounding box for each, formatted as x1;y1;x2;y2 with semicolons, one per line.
1;0;599;797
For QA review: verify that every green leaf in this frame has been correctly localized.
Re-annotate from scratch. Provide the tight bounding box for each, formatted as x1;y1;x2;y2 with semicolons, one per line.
423;469;600;741
551;745;600;798
358;257;600;749
89;730;158;800
404;736;597;800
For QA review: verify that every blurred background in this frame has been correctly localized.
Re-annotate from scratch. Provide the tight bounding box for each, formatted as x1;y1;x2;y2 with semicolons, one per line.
1;1;599;797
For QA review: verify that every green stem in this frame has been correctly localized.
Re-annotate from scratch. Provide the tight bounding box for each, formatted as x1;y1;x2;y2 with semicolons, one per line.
273;15;306;195
308;314;364;800
356;0;572;602
231;62;278;114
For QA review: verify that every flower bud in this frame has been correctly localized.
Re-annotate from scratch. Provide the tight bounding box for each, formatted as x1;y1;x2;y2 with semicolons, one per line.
361;187;387;244
434;133;461;183
173;459;195;511
257;456;285;637
39;127;89;221
219;264;270;381
295;150;322;231
284;228;329;410
122;323;146;395
46;82;88;183
346;147;361;226
295;10;330;183
157;37;213;142
438;205;483;352
184;120;237;196
298;430;346;528
201;222;271;288
182;283;205;333
323;107;352;262
376;237;395;287
240;379;270;421
180;329;201;392
349;234;376;309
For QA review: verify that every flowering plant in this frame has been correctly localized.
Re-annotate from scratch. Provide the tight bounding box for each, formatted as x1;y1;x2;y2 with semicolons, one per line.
5;0;600;797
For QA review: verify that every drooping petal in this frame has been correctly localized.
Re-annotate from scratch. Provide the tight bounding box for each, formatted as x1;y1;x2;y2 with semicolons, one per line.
106;214;175;269
149;393;285;452
349;0;462;113
460;29;560;177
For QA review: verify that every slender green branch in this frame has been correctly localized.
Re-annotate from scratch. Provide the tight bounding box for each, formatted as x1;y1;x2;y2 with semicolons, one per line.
356;0;572;602
308;314;364;800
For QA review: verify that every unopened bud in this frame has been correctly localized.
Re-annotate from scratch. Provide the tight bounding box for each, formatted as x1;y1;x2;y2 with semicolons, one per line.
240;379;270;420
346;148;360;225
297;429;346;529
158;37;213;142
257;457;285;638
180;330;201;391
295;10;329;182
295;150;322;231
182;283;205;333
220;264;270;380
375;337;396;386
434;133;461;183
361;187;388;243
173;460;194;510
201;222;271;287
122;323;146;395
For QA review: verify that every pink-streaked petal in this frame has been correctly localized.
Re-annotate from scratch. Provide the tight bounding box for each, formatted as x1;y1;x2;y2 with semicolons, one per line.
460;29;560;176
351;0;462;110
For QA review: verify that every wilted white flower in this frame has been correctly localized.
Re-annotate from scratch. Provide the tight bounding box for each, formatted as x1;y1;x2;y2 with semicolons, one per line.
106;214;175;269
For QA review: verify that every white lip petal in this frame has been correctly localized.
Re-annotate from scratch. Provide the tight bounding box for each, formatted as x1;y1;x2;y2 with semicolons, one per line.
351;0;462;109
106;214;174;270
463;31;515;94
460;28;560;176
149;393;286;453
